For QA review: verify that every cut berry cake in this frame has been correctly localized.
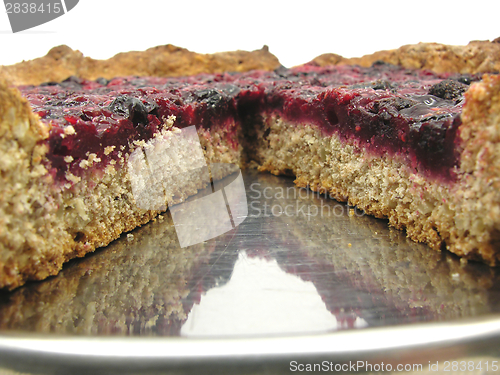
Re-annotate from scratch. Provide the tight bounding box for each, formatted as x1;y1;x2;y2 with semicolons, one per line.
1;42;500;290
239;64;500;268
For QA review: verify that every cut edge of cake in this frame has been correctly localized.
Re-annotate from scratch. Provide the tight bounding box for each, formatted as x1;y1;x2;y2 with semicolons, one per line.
0;84;246;289
1;42;500;290
250;73;500;266
0;45;284;290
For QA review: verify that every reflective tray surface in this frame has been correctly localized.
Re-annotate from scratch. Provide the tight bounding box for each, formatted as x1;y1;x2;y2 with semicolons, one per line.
1;170;500;374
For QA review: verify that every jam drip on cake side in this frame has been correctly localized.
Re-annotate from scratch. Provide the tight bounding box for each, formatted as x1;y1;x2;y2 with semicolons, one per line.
18;64;480;184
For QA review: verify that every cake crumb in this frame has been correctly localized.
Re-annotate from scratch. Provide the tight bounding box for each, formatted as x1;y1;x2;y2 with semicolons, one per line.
348;243;352;247
127;233;134;241
164;115;176;129
104;146;116;155
72;198;89;221
88;153;101;164
105;164;116;175
451;273;460;281
64;155;74;163
79;153;101;169
132;139;147;148
65;172;81;184
31;164;48;178
349;209;355;217
64;125;76;135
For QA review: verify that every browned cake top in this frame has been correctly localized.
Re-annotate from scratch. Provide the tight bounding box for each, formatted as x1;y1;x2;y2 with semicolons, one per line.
0;44;282;86
311;39;500;74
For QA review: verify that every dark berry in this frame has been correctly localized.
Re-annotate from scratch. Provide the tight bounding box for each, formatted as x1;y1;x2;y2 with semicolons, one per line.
195;89;224;108
40;81;59;87
428;80;468;100
96;77;109;86
371;80;395;90
108;95;150;126
371;60;390;66
369;97;418;114
350;80;396;91
274;65;290;78
60;76;84;89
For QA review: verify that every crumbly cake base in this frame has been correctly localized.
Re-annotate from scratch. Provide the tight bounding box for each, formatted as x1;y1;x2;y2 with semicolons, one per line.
250;75;500;266
0;83;244;290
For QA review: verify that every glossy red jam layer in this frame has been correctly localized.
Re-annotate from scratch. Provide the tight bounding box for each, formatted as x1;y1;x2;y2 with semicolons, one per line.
19;63;480;183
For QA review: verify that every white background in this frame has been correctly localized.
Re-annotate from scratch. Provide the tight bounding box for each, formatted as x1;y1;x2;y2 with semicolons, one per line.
0;0;499;68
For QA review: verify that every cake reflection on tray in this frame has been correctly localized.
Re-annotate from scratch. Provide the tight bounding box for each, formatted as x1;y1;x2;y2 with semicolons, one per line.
181;250;348;337
0;170;498;337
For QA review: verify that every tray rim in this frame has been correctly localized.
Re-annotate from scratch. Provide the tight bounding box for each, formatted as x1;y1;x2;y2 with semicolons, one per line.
1;314;500;373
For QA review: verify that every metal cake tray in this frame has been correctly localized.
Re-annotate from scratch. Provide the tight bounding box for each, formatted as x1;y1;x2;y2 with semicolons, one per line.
0;170;499;374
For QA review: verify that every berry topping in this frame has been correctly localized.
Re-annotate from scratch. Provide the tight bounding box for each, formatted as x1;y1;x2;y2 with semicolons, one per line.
19;63;475;184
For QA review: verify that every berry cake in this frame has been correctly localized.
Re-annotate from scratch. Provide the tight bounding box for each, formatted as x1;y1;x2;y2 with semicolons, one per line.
1;42;500;290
